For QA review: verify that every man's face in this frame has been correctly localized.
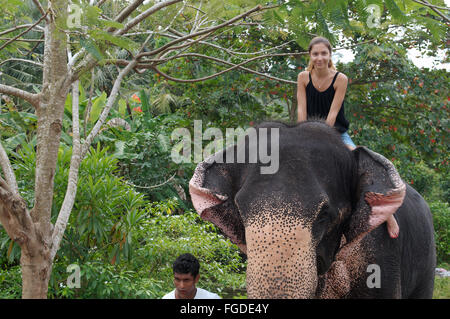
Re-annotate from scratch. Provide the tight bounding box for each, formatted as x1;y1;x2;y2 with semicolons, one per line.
174;272;200;299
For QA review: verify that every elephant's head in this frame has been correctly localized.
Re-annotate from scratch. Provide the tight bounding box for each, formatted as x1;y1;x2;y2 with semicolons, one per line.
189;121;405;298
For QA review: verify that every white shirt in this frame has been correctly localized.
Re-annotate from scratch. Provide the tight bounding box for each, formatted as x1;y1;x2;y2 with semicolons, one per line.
162;287;221;299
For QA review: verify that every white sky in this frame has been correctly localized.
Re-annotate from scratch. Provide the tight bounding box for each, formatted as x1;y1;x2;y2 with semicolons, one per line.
333;0;450;71
333;46;449;71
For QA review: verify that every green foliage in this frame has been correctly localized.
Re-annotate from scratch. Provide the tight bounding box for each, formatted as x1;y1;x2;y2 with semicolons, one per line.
129;207;246;298
44;204;246;299
343;43;449;171
430;201;450;265
54;145;148;265
433;276;450;299
0;106;37;151
47;260;163;299
0;265;21;298
103;112;195;204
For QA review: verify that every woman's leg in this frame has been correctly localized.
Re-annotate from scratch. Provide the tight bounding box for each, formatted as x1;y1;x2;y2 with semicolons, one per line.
341;132;356;150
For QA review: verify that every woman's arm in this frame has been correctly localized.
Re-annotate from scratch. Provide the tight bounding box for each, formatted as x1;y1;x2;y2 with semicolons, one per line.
326;73;348;127
297;72;307;123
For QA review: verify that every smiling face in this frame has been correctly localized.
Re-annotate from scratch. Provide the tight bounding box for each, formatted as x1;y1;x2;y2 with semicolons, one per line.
174;272;200;299
309;43;331;70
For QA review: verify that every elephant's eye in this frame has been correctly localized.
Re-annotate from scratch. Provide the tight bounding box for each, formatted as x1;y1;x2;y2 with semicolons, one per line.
317;204;331;225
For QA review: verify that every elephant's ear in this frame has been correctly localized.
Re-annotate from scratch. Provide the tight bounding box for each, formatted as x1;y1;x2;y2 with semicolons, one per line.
189;148;246;251
346;146;406;241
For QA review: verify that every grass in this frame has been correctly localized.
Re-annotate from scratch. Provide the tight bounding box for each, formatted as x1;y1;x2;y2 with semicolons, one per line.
433;276;449;299
433;263;450;299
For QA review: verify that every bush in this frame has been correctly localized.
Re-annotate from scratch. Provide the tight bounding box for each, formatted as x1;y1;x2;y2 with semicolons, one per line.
48;260;164;299
44;201;247;299
0;265;21;298
430;201;450;265
130;206;247;298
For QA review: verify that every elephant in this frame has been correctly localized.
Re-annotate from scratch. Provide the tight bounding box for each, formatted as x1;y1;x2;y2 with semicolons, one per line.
189;120;436;298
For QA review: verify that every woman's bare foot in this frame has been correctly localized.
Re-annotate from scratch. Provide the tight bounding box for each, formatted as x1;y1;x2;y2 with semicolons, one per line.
387;215;399;238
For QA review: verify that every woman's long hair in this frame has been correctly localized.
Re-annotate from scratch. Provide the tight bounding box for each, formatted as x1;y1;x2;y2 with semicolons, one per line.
306;37;336;71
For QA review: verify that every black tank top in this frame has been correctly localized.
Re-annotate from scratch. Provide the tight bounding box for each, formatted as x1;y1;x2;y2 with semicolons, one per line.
306;71;350;133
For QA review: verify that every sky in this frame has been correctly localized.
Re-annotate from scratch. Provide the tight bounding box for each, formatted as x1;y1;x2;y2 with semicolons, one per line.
333;0;450;71
333;44;449;72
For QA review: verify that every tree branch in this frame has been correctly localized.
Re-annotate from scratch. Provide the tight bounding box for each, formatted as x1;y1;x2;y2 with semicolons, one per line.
50;80;81;261
124;173;176;189
136;5;263;59
81;60;138;158
0;9;48;52
0;58;43;68
0;38;44;43
116;0;184;36
0;176;33;247
412;0;450;11
0;84;40;108
70;0;183;83
147;50;300;84
167;28;296;56
0;141;18;196
0;24;44;37
412;0;449;22
32;0;50;24
115;0;146;24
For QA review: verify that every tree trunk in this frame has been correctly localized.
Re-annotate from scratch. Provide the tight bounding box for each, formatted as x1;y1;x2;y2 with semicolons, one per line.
0;177;52;298
22;0;69;298
20;241;53;299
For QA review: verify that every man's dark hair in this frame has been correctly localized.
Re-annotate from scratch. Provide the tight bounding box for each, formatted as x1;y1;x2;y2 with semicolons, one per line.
173;253;200;277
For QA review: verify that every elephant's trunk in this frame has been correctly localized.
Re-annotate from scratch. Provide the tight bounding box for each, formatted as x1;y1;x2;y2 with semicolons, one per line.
245;220;318;298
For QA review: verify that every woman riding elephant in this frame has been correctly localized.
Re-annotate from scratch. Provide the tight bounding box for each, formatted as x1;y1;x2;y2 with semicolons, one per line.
296;36;399;239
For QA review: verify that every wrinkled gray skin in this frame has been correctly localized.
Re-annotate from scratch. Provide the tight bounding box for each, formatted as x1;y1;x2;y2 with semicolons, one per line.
189;121;436;298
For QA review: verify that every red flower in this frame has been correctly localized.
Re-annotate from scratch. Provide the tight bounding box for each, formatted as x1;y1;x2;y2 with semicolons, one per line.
132;94;141;103
133;106;143;113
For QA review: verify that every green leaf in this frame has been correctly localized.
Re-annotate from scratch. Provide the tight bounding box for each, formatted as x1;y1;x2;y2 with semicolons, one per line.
118;98;127;118
90;30;139;52
4;133;26;150
89;92;107;123
80;37;105;61
139;90;150;113
65;92;72;115
79;82;86;102
99;19;124;30
385;0;408;23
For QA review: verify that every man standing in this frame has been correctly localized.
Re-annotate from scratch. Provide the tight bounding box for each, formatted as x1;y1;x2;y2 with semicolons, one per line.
162;253;221;299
